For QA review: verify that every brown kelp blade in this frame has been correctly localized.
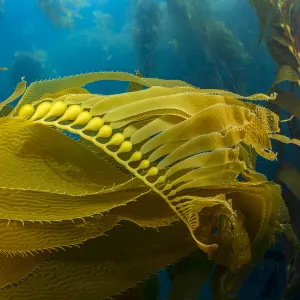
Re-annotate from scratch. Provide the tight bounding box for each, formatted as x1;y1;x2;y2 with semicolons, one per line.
0;118;148;222
0;105;13;117
0;221;196;300
0;191;177;254
0;252;49;290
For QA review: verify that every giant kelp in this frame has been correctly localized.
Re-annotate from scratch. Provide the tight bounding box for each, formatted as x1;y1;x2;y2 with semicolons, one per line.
37;0;89;30
249;0;300;236
204;20;251;94
249;0;300;191
0;71;299;299
133;0;160;77
165;0;250;93
249;0;300;111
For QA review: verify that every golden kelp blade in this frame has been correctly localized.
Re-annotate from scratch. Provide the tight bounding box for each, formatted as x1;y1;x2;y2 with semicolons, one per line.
31;87;92;107
0;192;177;254
0;187;146;222
0;118;148;222
269;133;300;147
90;86;198;116
226;184;284;258
0;115;176;256
0;221;196;300
187;181;287;271
272;90;300;118
273;65;300;86
9;71;193;117
0;215;119;255
0;77;26;114
39;87;90;101
187;88;277;101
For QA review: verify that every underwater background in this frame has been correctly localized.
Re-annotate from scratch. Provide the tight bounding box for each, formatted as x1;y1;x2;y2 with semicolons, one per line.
0;0;300;299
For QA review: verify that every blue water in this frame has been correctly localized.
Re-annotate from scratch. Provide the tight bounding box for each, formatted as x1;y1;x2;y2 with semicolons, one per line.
0;0;276;98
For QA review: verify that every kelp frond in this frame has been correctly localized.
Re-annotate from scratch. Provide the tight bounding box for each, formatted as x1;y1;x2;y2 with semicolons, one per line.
0;71;298;299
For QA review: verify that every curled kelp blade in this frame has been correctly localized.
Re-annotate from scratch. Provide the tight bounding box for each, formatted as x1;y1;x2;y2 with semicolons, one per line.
272;90;300;118
96;92;248;122
89;86;197;115
212;209;251;272
269;133;300;147
199;182;287;265
115;191;179;228
229;184;283;248
39;87;91;101
185;195;251;272
29;87;93;108
0;77;26;114
90;88;274;120
273;65;300;86
200;182;283;247
0;221;196;300
0;192;177;255
182;180;287;271
9;71;193;117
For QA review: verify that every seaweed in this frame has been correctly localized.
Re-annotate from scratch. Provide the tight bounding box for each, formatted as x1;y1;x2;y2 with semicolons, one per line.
37;0;89;30
165;0;251;93
133;0;160;77
0;71;298;299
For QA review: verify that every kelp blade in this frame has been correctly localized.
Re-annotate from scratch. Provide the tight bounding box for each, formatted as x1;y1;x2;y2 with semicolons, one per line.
0;221;196;300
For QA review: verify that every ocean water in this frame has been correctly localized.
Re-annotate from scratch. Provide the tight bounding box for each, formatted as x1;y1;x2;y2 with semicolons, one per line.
0;0;276;97
0;1;299;299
